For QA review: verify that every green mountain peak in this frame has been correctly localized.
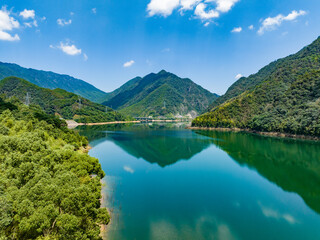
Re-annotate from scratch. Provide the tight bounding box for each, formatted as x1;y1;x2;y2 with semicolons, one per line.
158;69;168;75
102;70;219;118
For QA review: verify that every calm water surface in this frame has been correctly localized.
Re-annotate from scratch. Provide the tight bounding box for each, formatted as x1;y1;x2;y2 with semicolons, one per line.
78;123;320;240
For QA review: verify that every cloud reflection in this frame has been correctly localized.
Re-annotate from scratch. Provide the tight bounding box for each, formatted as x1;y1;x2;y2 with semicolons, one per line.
259;203;298;224
123;165;134;174
149;215;238;240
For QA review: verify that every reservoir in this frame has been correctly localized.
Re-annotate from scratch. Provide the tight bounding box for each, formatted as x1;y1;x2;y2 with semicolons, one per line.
78;123;320;240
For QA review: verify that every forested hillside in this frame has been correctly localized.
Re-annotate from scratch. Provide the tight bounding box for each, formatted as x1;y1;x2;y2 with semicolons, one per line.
102;70;218;118
0;97;110;239
193;36;320;137
0;61;107;102
0;77;132;123
209;36;320;110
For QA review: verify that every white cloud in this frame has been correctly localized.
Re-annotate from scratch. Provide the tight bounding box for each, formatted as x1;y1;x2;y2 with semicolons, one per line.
195;3;219;20
0;7;20;41
248;25;254;30
57;18;72;26
231;26;242;33
204;21;210;27
283;10;306;21
70;12;74;16
146;0;239;23
206;0;239;13
258;15;283;34
92;8;97;14
235;74;243;80
180;0;201;11
123;165;134;174
0;31;20;41
83;53;88;61
123;60;135;68
19;9;35;19
147;0;180;17
24;20;38;28
258;10;307;35
57;42;82;55
24;22;32;28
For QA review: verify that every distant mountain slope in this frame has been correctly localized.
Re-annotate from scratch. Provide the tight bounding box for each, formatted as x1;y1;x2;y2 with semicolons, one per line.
0;61;107;102
102;70;219;118
0;77;131;123
193;36;320;137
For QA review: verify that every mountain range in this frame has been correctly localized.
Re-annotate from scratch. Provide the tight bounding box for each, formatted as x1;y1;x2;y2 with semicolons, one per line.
101;70;219;118
193;36;320;137
0;77;130;123
0;62;218;119
0;61;107;102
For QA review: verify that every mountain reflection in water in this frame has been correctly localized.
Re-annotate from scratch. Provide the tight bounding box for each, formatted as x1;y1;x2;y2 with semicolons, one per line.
79;124;320;214
77;123;320;240
78;123;215;167
195;130;320;214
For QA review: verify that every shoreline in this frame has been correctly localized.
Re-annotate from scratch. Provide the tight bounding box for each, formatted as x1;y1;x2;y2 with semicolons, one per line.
99;178;109;239
67;119;191;128
187;126;320;141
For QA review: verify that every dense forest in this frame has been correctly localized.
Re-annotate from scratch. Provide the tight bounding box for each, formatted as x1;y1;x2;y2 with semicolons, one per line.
102;70;219;118
0;61;107;102
0;97;110;239
193;36;320;137
0;77;133;123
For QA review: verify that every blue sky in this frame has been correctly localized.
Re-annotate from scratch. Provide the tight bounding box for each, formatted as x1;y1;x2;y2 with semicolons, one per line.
0;0;319;95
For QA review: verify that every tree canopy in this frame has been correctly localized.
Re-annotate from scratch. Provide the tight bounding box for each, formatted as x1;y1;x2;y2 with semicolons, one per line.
0;97;110;239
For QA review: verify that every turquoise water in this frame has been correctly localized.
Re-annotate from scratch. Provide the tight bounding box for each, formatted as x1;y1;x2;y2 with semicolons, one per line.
78;123;320;240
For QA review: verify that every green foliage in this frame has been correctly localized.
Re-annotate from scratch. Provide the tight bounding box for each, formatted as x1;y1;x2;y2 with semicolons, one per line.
193;37;320;137
0;61;107;102
0;99;110;239
102;70;219;118
0;77;133;123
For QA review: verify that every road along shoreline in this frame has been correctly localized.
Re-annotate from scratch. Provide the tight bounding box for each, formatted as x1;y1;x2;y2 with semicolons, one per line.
66;119;191;129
